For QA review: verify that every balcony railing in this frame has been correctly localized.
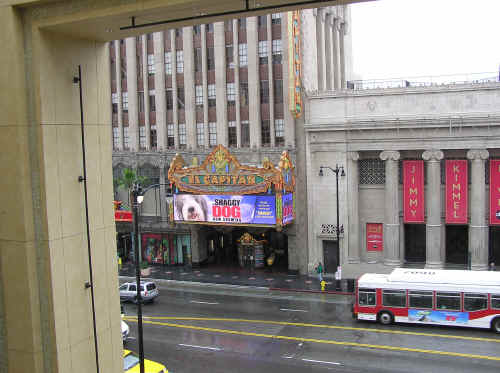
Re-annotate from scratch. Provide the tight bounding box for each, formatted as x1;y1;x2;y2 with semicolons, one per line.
347;72;499;90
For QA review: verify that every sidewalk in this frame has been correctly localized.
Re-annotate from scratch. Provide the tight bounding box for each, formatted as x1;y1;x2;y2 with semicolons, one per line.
118;262;355;295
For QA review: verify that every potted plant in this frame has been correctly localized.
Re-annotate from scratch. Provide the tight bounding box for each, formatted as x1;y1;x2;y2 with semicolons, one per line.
140;261;151;277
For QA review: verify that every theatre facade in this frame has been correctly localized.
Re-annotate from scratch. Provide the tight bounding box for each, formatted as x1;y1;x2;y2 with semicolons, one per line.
305;81;500;278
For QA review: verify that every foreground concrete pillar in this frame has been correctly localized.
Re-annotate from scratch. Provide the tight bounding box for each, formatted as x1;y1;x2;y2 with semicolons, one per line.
0;6;122;373
380;150;401;266
467;149;489;270
422;149;444;268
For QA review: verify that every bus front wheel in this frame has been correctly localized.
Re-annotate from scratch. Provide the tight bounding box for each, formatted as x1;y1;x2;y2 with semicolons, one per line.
492;318;500;333
378;311;393;325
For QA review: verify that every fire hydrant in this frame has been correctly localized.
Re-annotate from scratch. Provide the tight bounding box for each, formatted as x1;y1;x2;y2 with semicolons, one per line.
320;280;326;291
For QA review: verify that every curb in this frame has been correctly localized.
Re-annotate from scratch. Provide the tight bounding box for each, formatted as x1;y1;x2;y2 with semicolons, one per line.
269;287;353;296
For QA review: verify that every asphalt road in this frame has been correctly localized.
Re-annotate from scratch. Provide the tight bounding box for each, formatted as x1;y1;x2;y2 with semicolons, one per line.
122;282;500;373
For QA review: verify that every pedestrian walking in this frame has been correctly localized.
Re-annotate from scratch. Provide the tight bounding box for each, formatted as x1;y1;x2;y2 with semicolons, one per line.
315;262;323;282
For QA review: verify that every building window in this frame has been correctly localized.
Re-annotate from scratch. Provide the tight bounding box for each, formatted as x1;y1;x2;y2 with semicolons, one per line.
258;15;267;27
226;83;236;105
166;89;173;110
238;43;248;66
176;50;184;73
258;40;268;65
241;120;250;147
194;48;202;72
275;119;284;146
228;121;237;147
240;83;248;106
175;28;182;38
178;123;186;148
139;126;146;149
112;93;119;114
207;47;215;71
206;23;214;33
138;92;144;112
147;33;153;41
193;24;201;34
177;87;185;109
195;85;203;107
359;159;385;185
150;124;157;150
196;123;205;147
167;123;175;148
274;79;283;103
209;122;217;146
123;126;130;149
260;80;269;104
149;90;156;112
147;54;155;75
164;52;172;75
271;13;281;24
272;39;282;64
138;164;160;185
261;120;270;146
112;127;119;149
226;45;234;68
238;18;246;30
224;20;233;32
208;84;216;107
122;92;128;112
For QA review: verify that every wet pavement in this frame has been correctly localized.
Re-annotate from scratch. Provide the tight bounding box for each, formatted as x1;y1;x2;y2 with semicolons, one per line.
119;262;355;294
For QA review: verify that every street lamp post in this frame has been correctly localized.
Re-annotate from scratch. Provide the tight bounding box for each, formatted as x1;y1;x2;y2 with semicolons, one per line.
131;182;145;373
318;165;345;240
130;182;174;373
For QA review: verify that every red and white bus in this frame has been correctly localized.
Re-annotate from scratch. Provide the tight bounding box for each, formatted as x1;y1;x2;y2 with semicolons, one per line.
353;268;500;333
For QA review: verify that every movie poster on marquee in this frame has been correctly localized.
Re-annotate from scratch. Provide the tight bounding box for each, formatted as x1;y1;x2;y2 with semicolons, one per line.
403;160;425;223
445;160;468;224
282;193;294;225
490;160;500;225
173;194;276;225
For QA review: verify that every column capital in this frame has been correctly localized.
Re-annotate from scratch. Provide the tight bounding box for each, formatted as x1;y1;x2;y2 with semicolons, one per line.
467;149;489;160
347;151;359;161
380;150;400;162
422;149;444;162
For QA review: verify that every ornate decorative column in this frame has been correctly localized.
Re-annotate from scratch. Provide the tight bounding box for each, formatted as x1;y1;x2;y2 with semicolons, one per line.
467;149;489;270
422;149;444;268
347;152;360;263
380;151;401;266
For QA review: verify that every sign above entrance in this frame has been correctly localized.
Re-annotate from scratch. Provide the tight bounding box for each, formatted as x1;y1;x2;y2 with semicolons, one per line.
173;194;277;226
167;145;295;196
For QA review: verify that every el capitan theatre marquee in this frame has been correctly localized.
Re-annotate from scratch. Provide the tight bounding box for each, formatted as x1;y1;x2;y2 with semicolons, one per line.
167;145;295;228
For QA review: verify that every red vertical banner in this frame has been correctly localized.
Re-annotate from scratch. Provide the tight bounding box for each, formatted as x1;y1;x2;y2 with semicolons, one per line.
445;160;468;224
366;223;383;251
490;160;500;225
403;160;425;223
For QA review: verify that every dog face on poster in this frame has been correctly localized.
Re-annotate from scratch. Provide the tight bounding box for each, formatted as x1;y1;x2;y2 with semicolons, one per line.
174;194;209;222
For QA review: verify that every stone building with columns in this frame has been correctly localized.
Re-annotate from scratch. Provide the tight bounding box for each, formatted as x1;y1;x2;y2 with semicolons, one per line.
111;7;352;273
305;80;500;279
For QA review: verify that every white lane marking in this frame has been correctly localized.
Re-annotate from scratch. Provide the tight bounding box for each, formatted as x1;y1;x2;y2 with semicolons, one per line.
190;300;220;305
282;355;294;359
179;343;222;351
280;308;308;312
302;358;341;366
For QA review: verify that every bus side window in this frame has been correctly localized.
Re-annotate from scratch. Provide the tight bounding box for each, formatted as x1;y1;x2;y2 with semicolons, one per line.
359;288;376;306
491;294;500;310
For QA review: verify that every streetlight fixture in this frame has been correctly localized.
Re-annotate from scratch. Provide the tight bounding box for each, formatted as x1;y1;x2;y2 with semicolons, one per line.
318;165;346;239
130;182;174;373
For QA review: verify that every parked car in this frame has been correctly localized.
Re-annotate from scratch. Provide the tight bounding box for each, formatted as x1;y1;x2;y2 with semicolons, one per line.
123;349;168;373
121;320;129;343
119;281;159;303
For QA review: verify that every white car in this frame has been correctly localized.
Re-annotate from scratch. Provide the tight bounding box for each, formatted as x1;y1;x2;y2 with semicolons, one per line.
121;320;129;343
119;281;159;303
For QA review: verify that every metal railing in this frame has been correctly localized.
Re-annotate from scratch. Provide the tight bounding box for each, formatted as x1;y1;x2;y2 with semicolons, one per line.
347;72;499;90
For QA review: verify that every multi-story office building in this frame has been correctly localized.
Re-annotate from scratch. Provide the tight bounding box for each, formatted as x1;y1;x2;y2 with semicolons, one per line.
111;7;352;274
